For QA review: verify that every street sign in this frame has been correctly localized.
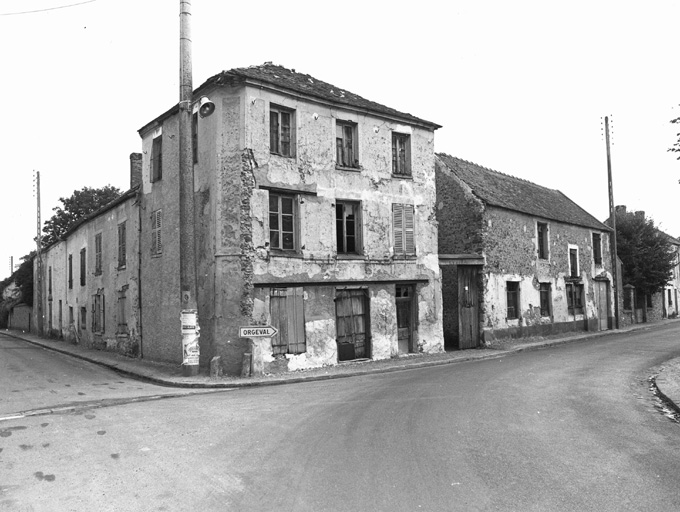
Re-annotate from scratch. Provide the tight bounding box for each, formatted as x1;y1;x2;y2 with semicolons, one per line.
239;326;279;338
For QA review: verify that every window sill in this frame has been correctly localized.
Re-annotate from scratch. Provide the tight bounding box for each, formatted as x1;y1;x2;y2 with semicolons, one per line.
391;173;413;180
336;165;361;172
337;254;365;260
270;152;295;159
392;255;417;261
117;265;127;271
269;251;303;259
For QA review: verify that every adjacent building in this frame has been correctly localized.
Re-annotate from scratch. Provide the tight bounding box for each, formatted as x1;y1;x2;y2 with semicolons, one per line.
435;154;615;349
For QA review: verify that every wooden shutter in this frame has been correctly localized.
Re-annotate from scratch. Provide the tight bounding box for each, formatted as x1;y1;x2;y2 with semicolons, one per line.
393;204;404;254
404;204;415;255
270;287;305;355
152;210;162;254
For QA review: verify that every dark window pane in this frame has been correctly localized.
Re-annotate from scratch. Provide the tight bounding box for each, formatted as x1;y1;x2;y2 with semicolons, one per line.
282;233;294;250
281;197;293;215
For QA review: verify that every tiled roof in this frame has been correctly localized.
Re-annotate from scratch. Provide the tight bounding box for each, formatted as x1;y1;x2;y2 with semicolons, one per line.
201;62;441;129
436;153;611;231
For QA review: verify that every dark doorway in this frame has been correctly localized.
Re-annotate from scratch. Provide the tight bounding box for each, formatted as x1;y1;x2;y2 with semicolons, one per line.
458;266;480;349
396;285;414;354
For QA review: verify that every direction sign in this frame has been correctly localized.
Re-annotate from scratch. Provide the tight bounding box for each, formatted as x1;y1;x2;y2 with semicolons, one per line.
239;325;279;338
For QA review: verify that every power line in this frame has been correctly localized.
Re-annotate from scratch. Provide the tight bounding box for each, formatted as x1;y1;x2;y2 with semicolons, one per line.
0;0;97;16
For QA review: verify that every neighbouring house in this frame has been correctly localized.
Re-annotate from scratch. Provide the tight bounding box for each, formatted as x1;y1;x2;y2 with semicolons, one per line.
435;154;615;349
612;206;680;326
43;62;441;376
35;158;142;356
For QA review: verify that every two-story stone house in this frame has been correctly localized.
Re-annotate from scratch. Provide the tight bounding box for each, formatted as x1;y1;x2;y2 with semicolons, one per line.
435;154;615;348
137;63;444;375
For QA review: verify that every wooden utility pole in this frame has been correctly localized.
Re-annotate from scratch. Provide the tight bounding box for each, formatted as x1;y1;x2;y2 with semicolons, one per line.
35;170;43;334
605;116;620;329
179;0;199;375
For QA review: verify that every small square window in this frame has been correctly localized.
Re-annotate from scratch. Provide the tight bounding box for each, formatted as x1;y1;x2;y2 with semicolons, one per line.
336;121;358;168
392;133;411;176
270;106;295;157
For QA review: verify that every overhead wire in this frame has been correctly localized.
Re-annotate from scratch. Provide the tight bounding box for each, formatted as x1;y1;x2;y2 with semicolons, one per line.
0;0;97;16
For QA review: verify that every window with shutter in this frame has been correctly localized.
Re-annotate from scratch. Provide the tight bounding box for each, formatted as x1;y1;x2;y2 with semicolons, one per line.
270;287;306;355
151;210;162;256
94;233;102;275
118;221;127;269
393;203;415;257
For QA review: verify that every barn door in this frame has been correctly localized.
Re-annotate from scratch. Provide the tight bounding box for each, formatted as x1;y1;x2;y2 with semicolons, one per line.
458;266;480;349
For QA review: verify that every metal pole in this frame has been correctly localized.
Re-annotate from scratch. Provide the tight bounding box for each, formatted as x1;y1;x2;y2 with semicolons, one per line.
179;0;199;375
605;116;620;329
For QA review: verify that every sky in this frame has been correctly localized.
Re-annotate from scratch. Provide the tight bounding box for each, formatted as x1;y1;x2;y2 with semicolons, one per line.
1;0;679;281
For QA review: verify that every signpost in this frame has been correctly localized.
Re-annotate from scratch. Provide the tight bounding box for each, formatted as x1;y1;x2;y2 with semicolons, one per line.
239;326;278;338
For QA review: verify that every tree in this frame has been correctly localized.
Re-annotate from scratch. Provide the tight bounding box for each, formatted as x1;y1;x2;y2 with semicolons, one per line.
670;112;680;162
41;185;122;247
614;208;677;296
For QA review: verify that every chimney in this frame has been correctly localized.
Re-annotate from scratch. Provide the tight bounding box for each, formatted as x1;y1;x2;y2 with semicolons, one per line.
130;153;142;189
615;205;626;215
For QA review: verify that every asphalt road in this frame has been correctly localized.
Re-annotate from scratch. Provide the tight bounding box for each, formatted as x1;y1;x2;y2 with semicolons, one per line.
0;332;218;417
2;325;680;511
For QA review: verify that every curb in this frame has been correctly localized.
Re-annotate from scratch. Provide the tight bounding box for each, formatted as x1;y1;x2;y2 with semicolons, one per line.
2;324;654;389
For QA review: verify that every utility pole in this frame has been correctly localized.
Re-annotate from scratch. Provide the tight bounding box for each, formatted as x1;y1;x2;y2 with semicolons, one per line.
605;116;620;329
35;170;43;334
178;0;199;376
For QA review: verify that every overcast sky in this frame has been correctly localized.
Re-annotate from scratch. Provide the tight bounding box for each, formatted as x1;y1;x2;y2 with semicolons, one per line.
1;0;679;280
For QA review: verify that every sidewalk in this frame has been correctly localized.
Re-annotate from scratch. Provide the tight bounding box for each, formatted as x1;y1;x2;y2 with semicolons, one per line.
3;322;680;412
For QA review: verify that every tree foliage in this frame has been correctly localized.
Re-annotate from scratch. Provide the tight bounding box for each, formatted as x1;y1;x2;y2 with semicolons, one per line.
41;185;122;247
670;110;680;161
615;208;677;295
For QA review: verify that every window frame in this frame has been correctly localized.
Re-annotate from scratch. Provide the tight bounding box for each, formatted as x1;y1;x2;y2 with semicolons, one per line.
118;221;127;269
269;105;295;158
592;233;602;265
117;288;128;335
151;133;163;182
392;203;416;258
336;200;362;256
268;193;298;253
506;281;520;320
539;282;551;317
68;254;73;289
335;120;359;169
94;233;103;275
79;248;86;286
537;222;549;260
391;132;412;177
568;245;580;278
566;282;584;315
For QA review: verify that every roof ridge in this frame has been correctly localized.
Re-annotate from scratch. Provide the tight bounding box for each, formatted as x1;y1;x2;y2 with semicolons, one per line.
441;153;558;192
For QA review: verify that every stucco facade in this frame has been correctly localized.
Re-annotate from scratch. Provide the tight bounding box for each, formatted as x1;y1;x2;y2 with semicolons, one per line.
137;63;444;375
436;154;615;348
35;184;141;356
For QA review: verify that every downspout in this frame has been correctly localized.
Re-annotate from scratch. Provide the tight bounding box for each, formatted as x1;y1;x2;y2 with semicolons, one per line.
135;189;143;358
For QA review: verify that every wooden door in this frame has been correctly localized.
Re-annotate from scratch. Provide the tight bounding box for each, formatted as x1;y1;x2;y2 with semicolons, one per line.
595;281;609;330
396;285;414;354
336;289;370;361
458;266;479;349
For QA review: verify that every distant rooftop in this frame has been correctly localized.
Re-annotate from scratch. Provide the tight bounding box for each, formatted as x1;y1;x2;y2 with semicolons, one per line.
436;153;611;232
